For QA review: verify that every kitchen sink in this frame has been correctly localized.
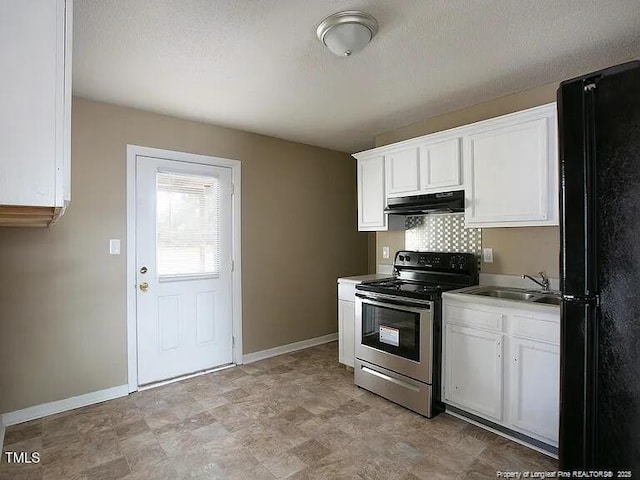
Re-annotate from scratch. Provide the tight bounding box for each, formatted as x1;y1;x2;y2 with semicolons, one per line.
473;289;539;301
533;295;562;305
463;286;560;306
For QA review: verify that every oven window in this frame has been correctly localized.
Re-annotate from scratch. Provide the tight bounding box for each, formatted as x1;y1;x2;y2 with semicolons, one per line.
361;303;420;361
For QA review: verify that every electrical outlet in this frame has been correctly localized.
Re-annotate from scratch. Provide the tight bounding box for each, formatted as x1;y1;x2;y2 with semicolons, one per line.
382;246;390;259
483;248;494;263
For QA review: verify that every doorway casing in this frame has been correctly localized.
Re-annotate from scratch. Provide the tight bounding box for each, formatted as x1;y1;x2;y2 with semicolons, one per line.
126;145;243;393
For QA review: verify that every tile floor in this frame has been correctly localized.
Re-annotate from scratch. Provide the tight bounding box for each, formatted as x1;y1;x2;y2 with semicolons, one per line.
1;342;557;479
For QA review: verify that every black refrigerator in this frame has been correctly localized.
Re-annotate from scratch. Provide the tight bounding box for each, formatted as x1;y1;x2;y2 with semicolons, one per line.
558;60;640;472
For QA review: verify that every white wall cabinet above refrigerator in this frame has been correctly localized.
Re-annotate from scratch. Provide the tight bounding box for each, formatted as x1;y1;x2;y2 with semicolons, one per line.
352;103;558;231
0;0;72;227
463;104;558;228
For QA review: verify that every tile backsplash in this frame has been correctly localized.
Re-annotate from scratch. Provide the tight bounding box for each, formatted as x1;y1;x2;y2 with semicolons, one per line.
405;213;482;258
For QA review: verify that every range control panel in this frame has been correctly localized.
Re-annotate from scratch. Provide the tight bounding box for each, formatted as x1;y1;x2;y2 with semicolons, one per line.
395;250;477;273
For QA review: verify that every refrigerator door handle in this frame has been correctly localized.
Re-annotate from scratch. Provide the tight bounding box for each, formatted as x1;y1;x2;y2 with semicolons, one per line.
562;294;600;306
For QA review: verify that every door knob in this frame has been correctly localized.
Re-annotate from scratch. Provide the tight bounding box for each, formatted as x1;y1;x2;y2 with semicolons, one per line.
139;282;149;292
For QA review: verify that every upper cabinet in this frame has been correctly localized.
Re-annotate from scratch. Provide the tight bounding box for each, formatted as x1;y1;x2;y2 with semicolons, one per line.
356;156;387;231
385;148;420;195
419;137;462;192
384;137;463;199
0;0;73;227
353;103;558;231
463;104;558;228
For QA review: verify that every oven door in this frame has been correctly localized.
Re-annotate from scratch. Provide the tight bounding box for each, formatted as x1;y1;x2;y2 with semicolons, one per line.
355;291;433;384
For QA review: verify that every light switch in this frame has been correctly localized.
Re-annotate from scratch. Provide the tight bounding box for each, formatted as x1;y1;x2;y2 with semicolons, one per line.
382;246;390;259
482;248;494;263
109;239;121;255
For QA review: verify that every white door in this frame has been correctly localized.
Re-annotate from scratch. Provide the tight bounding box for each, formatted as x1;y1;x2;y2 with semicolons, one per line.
136;156;233;385
444;324;504;421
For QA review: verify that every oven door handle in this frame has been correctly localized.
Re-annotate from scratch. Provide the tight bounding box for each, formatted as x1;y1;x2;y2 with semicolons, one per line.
355;293;432;312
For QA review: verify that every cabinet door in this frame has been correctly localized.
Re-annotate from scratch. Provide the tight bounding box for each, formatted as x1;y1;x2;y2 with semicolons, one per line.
508;337;560;444
0;0;71;207
385;148;419;195
444;324;503;421
338;300;355;368
419;138;462;191
357;156;387;231
464;106;557;227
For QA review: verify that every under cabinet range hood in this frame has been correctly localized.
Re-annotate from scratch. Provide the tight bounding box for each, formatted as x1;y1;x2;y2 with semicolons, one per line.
384;190;465;216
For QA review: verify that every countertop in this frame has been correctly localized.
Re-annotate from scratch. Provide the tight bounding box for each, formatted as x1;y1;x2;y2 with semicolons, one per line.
337;274;392;284
443;286;560;314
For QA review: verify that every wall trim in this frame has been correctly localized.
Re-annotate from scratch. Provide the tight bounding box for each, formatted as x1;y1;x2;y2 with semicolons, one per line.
0;416;5;455
1;385;129;427
126;145;243;393
243;333;338;364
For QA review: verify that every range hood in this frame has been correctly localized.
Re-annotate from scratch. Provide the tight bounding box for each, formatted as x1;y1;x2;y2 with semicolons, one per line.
384;190;465;216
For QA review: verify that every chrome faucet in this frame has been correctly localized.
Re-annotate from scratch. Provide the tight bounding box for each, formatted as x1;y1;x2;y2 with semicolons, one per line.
522;272;550;292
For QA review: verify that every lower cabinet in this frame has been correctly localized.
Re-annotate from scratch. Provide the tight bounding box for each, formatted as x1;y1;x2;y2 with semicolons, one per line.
442;297;560;447
508;337;560;441
338;299;355;368
338;279;359;368
444;325;503;421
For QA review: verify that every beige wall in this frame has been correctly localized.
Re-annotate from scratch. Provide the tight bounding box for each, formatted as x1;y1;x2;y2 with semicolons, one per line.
375;83;560;277
0;98;368;413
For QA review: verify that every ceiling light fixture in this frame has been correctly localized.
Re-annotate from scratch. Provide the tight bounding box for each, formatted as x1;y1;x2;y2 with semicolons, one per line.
316;11;378;57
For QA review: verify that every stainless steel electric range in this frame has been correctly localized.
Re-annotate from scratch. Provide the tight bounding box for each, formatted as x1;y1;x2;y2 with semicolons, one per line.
354;250;478;417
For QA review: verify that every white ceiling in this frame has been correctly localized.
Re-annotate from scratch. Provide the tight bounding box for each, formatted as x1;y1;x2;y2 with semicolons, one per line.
73;0;640;153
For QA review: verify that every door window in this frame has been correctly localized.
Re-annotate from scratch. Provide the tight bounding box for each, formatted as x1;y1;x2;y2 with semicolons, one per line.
156;172;220;277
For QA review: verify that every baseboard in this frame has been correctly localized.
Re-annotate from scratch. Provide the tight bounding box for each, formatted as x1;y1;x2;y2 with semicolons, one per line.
242;332;338;364
2;384;129;427
445;407;558;458
0;416;5;454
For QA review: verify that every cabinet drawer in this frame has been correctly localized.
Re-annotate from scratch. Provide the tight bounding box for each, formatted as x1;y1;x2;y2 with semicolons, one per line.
338;283;357;301
511;315;559;344
445;305;503;332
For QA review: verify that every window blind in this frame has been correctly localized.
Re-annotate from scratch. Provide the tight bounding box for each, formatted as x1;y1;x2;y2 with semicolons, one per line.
156;172;220;276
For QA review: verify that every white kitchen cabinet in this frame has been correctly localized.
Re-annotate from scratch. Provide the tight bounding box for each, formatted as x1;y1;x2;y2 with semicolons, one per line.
508;336;560;443
352;103;557;231
419;137;462;191
355;155;404;232
0;0;72;227
356;156;387;231
384;138;462;198
338;299;355;368
385;148;420;195
442;293;560;448
444;324;504;421
463;104;558;227
337;278;362;368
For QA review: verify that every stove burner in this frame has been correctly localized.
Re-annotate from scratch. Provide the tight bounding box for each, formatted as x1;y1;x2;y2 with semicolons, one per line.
357;251;478;301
